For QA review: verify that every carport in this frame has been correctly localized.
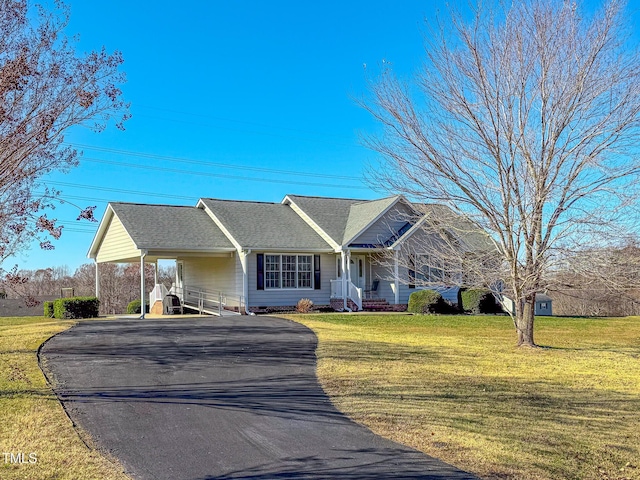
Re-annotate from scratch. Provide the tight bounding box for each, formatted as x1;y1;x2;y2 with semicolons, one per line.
87;202;241;317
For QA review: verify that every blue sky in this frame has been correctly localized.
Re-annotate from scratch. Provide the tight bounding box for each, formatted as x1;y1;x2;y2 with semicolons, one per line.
8;0;436;272
8;0;636;272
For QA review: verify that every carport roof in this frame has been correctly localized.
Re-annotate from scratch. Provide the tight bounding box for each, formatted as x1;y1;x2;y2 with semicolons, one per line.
88;202;235;260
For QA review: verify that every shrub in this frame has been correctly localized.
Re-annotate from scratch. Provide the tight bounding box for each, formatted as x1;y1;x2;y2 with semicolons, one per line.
43;301;54;317
53;297;100;319
460;288;499;314
296;298;314;313
126;299;149;314
408;289;448;314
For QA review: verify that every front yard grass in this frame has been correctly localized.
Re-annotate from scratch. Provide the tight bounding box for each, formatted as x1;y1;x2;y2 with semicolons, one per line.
285;313;640;480
0;316;129;480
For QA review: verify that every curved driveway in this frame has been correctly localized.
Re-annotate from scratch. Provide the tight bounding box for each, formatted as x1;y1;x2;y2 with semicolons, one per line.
41;316;477;480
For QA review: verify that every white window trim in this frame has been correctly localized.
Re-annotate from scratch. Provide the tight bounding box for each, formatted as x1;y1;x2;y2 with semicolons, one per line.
264;253;314;290
413;253;445;284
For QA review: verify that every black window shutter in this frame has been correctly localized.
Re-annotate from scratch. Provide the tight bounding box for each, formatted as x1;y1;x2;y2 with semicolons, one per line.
257;253;264;290
408;254;416;289
314;255;321;290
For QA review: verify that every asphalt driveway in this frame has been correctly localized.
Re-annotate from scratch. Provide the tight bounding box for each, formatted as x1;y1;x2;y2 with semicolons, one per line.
40;316;477;480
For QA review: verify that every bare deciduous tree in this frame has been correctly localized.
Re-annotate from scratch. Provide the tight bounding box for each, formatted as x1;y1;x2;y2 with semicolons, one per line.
364;0;640;346
0;0;129;270
550;240;640;316
6;261;172;315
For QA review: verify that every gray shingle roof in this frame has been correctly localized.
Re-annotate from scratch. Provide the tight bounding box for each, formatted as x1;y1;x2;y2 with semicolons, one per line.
110;203;234;251
420;204;496;251
199;198;333;250
285;195;402;245
284;195;360;245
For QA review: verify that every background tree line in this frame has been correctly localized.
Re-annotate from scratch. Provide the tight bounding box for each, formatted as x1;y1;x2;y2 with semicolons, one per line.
2;263;175;315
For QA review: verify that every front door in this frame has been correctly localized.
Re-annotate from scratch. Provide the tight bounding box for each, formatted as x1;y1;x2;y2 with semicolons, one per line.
176;261;184;295
349;255;365;289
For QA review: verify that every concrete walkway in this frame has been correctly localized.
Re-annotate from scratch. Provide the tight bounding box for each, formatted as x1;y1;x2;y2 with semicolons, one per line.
41;316;478;480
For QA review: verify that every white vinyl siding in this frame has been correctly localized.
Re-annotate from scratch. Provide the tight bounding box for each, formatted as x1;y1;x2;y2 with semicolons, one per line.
95;214;140;263
178;255;238;294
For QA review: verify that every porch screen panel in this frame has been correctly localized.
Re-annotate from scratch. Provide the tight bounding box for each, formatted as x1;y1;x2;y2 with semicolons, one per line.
265;255;280;289
298;255;312;288
282;255;297;288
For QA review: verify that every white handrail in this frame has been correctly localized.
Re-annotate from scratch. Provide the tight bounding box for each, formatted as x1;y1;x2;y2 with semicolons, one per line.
172;285;244;316
149;284;169;309
329;279;362;310
349;282;363;311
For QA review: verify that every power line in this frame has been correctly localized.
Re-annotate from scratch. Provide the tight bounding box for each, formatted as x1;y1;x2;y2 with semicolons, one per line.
47;181;199;202
65;143;359;181
79;157;370;190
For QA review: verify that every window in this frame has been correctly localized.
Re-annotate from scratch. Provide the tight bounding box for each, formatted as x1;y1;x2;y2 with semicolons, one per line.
282;255;297;288
298;255;312;288
414;254;445;283
265;255;280;289
265;255;313;289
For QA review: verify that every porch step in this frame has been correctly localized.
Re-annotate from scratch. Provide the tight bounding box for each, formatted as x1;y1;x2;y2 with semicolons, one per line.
362;298;394;312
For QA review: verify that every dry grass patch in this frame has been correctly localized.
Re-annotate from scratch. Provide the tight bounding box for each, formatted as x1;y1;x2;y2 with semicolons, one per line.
285;313;640;480
0;316;129;480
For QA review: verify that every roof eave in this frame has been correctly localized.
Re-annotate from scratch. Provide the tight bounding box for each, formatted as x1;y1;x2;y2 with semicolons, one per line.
87;204;140;260
342;195;404;247
282;195;341;250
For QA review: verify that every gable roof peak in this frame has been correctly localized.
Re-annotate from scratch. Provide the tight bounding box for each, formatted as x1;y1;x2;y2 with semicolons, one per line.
200;197;280;206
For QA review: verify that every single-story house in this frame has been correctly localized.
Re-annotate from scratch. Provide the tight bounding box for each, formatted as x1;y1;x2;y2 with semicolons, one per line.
87;194;490;315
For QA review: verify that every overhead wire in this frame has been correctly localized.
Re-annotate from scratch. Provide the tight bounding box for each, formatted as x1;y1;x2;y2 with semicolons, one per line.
64;142;358;181
78;157;370;190
46;181;200;202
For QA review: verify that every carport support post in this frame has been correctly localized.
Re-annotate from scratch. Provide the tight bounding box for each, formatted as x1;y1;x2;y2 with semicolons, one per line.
240;249;251;315
95;261;100;299
140;251;147;319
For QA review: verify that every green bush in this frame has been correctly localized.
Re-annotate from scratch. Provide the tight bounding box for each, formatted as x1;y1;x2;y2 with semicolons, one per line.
126;299;149;314
53;297;100;319
408;289;448;314
460;288;498;314
43;301;54;318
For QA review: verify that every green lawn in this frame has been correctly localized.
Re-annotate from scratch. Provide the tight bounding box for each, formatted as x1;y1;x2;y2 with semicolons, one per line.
285;313;640;480
0;316;129;480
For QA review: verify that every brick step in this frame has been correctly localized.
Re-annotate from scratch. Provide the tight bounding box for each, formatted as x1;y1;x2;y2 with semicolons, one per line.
362;298;388;304
362;298;392;311
363;305;394;311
